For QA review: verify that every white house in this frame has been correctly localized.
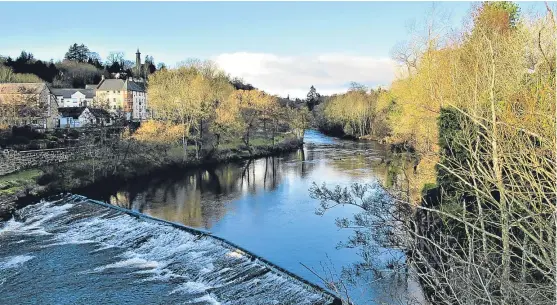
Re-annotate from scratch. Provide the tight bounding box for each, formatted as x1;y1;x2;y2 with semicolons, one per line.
58;106;112;128
52;89;95;108
58;107;94;128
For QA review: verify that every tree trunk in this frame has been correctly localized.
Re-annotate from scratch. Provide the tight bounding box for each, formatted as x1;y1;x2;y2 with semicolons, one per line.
182;127;187;163
488;39;510;302
246;126;250;147
272;125;275;145
195;138;199;160
472;60;488;263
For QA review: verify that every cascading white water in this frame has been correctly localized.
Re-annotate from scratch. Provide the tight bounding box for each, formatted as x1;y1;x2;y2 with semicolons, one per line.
0;196;339;305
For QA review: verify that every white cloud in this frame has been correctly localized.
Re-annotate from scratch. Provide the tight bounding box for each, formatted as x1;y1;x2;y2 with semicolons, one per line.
213;52;397;98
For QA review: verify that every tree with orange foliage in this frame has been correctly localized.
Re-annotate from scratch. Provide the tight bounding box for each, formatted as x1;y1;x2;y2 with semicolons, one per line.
132;120;184;152
221;89;279;148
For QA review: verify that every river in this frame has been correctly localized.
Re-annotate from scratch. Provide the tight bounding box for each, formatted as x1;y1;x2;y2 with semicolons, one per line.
0;130;412;304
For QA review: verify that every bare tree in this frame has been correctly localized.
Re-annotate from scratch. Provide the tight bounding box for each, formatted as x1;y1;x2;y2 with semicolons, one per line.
105;51;125;67
310;4;556;305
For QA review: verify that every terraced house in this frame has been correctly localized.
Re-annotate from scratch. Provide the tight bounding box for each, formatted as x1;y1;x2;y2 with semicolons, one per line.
94;77;148;121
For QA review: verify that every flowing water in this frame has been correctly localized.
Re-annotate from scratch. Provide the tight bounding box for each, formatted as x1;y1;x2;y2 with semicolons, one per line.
0;130;410;304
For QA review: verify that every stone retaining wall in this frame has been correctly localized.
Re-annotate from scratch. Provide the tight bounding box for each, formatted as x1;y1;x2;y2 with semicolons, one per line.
0;146;101;176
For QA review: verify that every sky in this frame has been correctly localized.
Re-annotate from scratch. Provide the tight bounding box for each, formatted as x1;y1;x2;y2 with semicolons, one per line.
0;1;549;98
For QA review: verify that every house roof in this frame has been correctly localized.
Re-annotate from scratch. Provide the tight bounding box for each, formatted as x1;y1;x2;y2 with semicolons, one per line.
85;84;98;90
96;78;145;92
96;79;125;91
88;108;111;120
58;107;87;119
0;83;48;95
0;83;51;106
51;88;95;99
124;79;145;92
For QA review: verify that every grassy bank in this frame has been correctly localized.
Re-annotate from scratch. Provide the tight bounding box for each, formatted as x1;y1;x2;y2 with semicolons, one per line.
0;135;303;220
0;169;45;218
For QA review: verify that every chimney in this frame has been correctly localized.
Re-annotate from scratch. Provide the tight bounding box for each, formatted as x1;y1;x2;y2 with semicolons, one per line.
101;75;105;81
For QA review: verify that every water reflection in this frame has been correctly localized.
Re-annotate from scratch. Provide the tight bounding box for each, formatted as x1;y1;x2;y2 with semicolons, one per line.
102;135;400;232
105;151;318;229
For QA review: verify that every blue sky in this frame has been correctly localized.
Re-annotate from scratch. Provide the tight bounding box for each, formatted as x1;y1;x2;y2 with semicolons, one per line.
0;1;549;97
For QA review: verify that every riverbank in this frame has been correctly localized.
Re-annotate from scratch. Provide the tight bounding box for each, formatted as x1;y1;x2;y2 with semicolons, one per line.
0;136;303;220
316;126;399;146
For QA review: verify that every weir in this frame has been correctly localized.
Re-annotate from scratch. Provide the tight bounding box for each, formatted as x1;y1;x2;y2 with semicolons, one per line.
81;195;342;304
0;194;342;305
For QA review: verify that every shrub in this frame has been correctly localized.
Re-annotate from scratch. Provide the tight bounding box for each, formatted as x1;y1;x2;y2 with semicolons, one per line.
68;129;80;139
27;140;41;150
12;126;45;140
11;136;30;145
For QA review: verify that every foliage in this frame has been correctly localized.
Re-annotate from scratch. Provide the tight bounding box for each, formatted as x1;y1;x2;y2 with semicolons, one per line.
286;106;310;139
320;86;384;138
147;61;235;158
147;59;303;155
132;120;184;147
229;77;255;91
2;52;56;82
53;60;102;88
212;95;244;145
306;85;320;111
64;43;91;63
0;64;43;83
219;89;279;146
472;1;520;33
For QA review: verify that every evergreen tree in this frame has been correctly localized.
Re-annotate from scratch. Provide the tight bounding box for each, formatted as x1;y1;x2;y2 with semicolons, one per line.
16;51;34;64
107;62;122;74
306;85;320;111
65;43;78;62
64;43;90;63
